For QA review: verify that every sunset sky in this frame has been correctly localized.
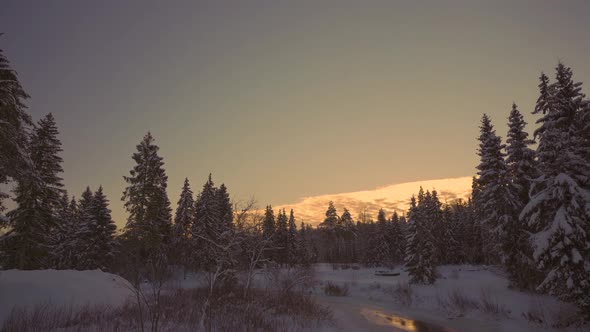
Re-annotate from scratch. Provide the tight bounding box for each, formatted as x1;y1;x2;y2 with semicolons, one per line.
1;1;589;225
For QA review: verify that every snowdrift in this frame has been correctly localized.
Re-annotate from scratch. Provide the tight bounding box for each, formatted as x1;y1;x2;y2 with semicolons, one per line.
0;269;133;323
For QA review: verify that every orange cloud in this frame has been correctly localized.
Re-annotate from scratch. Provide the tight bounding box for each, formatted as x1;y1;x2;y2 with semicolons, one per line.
273;177;473;226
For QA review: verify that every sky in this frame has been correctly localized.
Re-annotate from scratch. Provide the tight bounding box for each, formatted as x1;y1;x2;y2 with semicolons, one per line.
1;1;589;225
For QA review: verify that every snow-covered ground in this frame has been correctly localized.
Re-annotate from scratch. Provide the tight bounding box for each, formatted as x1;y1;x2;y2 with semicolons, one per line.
0;266;585;331
311;264;584;332
0;269;133;324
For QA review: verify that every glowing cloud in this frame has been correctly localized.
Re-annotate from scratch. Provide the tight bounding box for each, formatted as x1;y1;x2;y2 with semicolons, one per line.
274;177;473;226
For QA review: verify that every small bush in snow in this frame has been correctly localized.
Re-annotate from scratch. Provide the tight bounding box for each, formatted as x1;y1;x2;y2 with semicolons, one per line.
323;282;349;296
479;289;510;317
1;285;334;332
446;288;479;313
383;282;413;306
367;282;381;290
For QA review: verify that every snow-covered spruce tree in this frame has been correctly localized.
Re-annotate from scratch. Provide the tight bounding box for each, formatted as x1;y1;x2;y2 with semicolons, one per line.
287;209;298;265
320;201;341;262
323;201;339;229
74;187;98;269
474;114;519;265
424;190;445;264
389;212;406;264
441;204;463;265
191;174;221;272
506;103;538;203
0;45;32;215
121;132;172;258
275;209;288;265
262;205;275;241
3;113;65;269
297;221;311;265
370;209;391;266
503;103;539;289
339;208;356;262
405;194;436;284
30;113;65;210
50;192;72;267
521;65;590;313
52;194;80;269
172;178;194;271
215;183;233;232
90;186;117;270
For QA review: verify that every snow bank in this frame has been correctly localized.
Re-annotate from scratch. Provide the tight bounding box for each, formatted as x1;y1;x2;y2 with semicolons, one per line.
0;269;133;323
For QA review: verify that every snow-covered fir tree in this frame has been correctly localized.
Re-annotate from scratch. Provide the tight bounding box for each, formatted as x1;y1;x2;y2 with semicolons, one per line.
388;211;406;264
405;194;437;284
30;113;65;211
172;178;194;270
191;174;222;271
3;113;64;269
0;46;32;215
440;205;462;265
74;187;98;270
287;209;298;265
339;208;356;263
297;221;311;265
504;103;539;289
74;186;117;270
322;201;338;230
521;64;590;313
475;114;518;265
275;209;288;264
506;103;538;204
52;194;79;269
91;186;117;270
215;183;233;232
320;201;341;262
365;209;390;266
424;190;445;264
121;132;172;257
262;205;275;241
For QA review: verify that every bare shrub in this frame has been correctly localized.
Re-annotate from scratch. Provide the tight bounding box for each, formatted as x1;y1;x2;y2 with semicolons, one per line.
367;282;381;290
266;265;317;296
550;303;580;328
0;302;137;332
323;282;349;296
522;296;547;326
479;289;510;317
1;285;333;332
383;282;413;306
447;288;479;313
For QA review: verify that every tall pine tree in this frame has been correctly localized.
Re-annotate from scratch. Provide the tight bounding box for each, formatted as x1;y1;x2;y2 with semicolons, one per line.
475;114;518;264
0;45;32;215
173;178;194;271
405;193;436;284
121;132;172;258
521;64;590;312
4;113;64;269
504;103;538;289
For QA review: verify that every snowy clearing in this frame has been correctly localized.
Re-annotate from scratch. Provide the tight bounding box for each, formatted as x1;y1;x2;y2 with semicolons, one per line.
311;264;585;332
0;269;133;324
0;266;586;331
